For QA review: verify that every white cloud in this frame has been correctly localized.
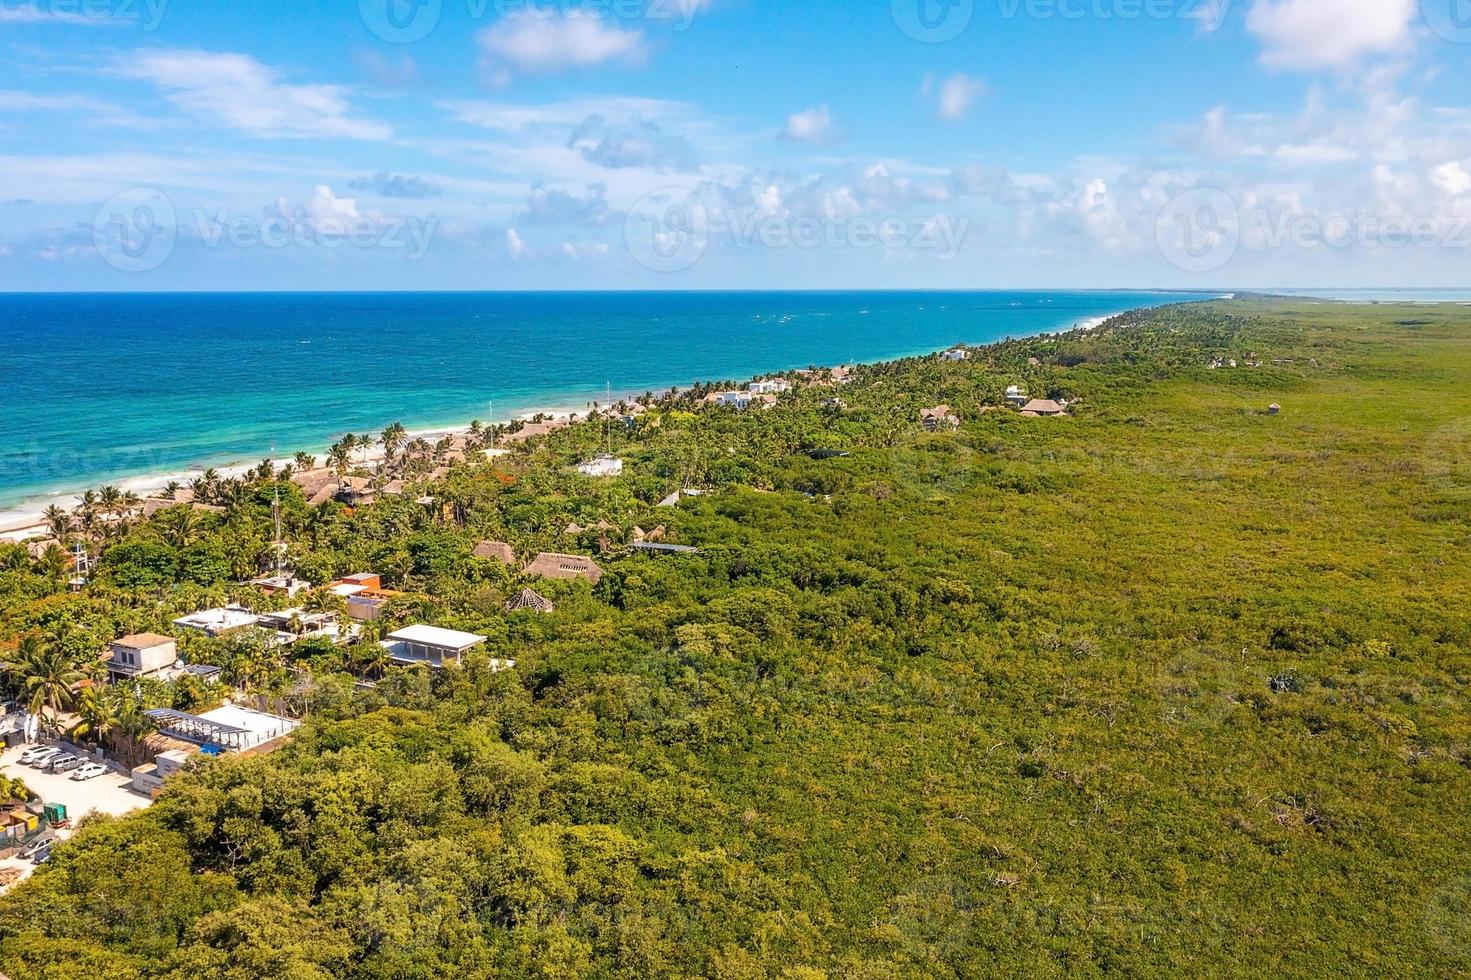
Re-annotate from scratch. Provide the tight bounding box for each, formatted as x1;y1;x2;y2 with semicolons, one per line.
780;105;839;144
0;90;153;128
560;241;610;259
923;73;988;121
478;11;647;82
115;49;391;140
301;185;360;231
1431;161;1471;196
506;227;529;259
441;96;693;134
1246;0;1416;70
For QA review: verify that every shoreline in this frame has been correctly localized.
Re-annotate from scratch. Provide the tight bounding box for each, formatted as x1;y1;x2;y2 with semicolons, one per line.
0;300;1212;542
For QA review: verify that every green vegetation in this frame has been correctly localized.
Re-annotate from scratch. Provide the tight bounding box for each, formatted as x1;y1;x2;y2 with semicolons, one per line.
1;298;1470;977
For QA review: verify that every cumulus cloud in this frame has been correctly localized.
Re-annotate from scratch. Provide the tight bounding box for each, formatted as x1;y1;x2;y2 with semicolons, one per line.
506;227;529;259
567;113;699;171
348;172;444;199
1245;0;1416;70
515;183;613;225
780;105;840;145
923;73;988;121
478;11;647;83
115;49;390;140
1431;161;1471;197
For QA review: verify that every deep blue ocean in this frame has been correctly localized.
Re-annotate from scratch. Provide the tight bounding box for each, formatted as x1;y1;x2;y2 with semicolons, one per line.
0;290;1207;517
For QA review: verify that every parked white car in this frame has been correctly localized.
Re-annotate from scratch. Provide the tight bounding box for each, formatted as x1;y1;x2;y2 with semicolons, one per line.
17;745;57;765
71;762;108;781
23;747;62;768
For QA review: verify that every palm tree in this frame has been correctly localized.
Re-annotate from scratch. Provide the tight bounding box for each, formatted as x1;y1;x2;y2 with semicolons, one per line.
77;510;101;541
71;685;119;747
381;422;407;469
99;485;123;516
304;587;348;619
294;452;317;471
218;480;250;511
351;640;393;680
200;468;222;503
159;506;199;548
0;544;26;572
43;505;72;542
111;697;157;768
327;442;352;476
2;635;82;733
305;507;334;548
233;643;285;697
388;550;415;585
34;544;70;594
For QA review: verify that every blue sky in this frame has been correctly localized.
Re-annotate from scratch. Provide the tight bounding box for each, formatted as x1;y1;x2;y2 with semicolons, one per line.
2;0;1471;290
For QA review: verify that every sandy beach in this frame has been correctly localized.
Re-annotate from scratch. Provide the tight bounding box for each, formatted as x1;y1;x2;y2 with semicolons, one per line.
0;296;1194;545
0;387;665;543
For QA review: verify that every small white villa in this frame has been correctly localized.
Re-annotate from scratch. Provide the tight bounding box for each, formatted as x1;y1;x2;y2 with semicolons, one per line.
576;456;625;478
380;624;514;671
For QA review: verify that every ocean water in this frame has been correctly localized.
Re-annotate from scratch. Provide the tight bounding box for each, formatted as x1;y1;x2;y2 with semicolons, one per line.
0;290;1205;519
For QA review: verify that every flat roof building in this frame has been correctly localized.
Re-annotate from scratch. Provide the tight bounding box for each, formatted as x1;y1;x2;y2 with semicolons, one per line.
108;633;179;682
248;575;312;598
172;605;260;637
576;456;625;478
381;624;487;668
145;704;300;753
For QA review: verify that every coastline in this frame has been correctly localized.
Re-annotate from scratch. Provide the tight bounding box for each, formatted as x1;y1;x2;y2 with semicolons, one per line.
0;299;1204;542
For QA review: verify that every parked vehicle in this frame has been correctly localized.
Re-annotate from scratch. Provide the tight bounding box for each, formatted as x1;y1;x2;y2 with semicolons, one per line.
50;755;85;774
24;748;62;768
41;753;78;772
17;836;54;860
18;746;57;765
71;763;108;781
32;845;52;865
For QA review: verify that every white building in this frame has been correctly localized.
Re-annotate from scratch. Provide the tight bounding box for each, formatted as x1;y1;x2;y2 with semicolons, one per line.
173;605;260;638
255;609;353;646
107;633;180;682
134;705;303;795
749;378;791;395
941;348;969;362
1005;385;1028;407
713;391;753;409
132;748;194;797
381;624;493;669
248;574;311;598
576;456;625;478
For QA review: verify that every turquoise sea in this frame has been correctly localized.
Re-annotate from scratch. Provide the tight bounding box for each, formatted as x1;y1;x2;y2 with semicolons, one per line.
0;290;1209;519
